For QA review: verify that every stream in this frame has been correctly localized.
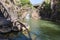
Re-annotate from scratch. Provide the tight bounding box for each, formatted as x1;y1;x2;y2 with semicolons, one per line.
0;19;60;40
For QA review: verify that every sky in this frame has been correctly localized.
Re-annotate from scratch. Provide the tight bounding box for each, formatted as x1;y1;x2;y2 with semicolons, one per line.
30;0;44;5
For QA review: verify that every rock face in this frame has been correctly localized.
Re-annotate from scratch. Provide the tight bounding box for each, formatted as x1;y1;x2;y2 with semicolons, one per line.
31;9;40;20
0;0;30;33
36;0;60;22
0;0;20;22
0;1;12;33
19;6;40;20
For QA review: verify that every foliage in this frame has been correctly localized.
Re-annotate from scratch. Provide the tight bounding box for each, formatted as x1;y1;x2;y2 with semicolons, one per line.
39;0;60;22
45;0;50;4
20;0;31;6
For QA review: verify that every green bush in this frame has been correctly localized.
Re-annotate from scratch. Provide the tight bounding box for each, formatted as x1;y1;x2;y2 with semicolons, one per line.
20;0;31;6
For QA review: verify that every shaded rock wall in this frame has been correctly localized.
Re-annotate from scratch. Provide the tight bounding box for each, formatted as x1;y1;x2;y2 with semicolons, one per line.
36;0;60;22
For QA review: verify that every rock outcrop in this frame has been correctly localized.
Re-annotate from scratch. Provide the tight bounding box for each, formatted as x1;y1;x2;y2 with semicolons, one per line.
0;0;30;33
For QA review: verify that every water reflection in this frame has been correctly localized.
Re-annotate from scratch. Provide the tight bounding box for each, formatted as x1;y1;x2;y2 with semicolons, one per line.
0;19;60;40
0;31;32;40
13;32;32;40
25;19;60;40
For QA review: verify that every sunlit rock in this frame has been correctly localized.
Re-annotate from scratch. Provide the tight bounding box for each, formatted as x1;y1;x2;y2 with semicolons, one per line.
31;9;40;20
22;23;30;34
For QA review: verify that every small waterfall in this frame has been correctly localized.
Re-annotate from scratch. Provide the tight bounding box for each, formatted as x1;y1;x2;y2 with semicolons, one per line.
25;13;30;20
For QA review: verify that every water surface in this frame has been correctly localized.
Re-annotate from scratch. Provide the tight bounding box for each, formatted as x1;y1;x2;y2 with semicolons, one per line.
0;19;60;40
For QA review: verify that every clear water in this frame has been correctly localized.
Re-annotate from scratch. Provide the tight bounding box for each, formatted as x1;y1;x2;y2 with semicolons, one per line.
0;19;60;40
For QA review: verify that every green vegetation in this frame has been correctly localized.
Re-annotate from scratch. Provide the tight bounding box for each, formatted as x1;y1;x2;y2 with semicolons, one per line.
39;0;60;22
45;0;50;4
20;0;31;6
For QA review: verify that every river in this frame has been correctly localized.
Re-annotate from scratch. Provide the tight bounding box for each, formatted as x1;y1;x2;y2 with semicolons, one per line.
0;19;60;40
